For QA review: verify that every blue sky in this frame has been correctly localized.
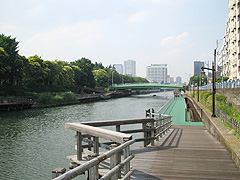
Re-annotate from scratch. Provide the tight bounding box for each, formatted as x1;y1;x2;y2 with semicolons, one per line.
0;0;228;82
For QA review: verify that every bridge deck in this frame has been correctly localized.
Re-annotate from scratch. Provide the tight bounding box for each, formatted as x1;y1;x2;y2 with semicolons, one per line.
131;125;240;179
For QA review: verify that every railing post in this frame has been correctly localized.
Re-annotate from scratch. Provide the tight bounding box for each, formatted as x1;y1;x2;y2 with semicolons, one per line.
150;121;154;146
159;118;163;138
110;152;120;180
93;136;99;156
116;125;120;132
77;131;82;160
89;164;98;180
142;122;147;147
156;119;160;141
123;143;130;180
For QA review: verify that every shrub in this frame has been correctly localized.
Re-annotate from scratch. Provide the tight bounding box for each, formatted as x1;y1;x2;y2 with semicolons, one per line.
37;92;76;105
206;95;212;110
37;92;53;105
200;92;212;105
60;92;76;102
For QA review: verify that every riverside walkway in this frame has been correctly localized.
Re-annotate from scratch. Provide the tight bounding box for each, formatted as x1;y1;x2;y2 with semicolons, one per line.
131;97;240;179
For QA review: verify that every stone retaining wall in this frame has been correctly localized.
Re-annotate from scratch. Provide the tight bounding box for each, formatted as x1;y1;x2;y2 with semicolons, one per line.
216;88;240;112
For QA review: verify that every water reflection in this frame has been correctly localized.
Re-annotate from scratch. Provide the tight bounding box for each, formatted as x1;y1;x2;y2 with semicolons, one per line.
0;91;173;180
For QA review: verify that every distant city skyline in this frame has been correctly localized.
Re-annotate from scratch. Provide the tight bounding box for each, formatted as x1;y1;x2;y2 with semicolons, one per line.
0;0;228;83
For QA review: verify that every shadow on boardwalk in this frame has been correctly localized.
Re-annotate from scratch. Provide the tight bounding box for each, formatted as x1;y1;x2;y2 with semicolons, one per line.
131;126;240;180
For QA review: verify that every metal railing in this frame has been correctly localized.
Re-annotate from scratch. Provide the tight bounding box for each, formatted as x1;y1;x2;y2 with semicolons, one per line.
216;108;240;134
198;79;240;90
53;115;172;180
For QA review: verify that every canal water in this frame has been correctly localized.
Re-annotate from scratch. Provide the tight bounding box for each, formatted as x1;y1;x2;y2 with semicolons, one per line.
0;91;173;180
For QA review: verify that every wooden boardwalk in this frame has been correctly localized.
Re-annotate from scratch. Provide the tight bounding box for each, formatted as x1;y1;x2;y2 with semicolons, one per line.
131;125;240;180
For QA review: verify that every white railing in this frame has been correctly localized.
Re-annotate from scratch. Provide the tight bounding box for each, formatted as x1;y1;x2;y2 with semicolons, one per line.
198;79;240;90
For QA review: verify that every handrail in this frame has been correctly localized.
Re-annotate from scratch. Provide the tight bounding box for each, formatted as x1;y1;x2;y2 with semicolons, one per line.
53;115;172;180
65;123;132;143
157;98;174;114
54;139;136;180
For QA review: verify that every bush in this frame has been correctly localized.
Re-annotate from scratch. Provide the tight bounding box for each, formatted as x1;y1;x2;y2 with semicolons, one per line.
37;92;76;105
200;92;212;105
37;92;53;105
60;92;76;102
206;95;212;109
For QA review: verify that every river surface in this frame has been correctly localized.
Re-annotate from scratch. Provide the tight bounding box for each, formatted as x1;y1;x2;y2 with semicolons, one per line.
0;91;173;180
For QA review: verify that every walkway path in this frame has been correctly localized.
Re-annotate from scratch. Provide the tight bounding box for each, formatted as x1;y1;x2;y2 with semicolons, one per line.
131;97;240;179
164;97;203;126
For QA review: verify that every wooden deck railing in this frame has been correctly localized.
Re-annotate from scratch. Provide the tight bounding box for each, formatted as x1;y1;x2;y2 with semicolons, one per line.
53;114;172;180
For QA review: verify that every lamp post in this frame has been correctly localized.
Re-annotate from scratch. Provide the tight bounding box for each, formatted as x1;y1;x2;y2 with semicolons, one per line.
201;49;216;117
193;80;195;98
197;75;200;102
112;71;114;86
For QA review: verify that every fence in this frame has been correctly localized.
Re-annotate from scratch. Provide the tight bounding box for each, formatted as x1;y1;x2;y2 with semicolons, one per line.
198;79;240;90
216;108;240;134
0;97;34;104
53;114;172;180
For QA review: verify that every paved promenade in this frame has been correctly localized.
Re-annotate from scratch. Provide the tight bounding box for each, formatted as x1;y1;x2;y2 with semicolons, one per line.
131;97;240;179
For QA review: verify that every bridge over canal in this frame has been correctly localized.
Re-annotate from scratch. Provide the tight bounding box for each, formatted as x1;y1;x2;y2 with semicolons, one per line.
113;83;184;90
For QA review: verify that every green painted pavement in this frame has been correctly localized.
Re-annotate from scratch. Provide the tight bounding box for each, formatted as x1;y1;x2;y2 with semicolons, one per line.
164;97;204;126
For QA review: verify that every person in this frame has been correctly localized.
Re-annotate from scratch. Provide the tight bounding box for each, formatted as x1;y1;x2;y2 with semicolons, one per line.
181;90;184;97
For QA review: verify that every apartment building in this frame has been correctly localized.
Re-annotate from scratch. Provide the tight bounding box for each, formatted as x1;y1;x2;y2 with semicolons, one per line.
124;60;136;77
146;64;168;83
224;0;240;79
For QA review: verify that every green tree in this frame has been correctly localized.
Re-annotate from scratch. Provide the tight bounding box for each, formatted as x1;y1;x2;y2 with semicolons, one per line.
0;34;19;86
0;47;10;85
93;69;108;87
71;57;95;88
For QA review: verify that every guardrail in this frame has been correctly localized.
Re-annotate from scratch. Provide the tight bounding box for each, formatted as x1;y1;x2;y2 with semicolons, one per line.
196;79;240;90
53;115;172;180
216;108;240;134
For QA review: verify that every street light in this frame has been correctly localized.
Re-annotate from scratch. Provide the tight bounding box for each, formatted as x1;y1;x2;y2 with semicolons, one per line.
197;75;199;102
201;49;216;117
112;71;114;86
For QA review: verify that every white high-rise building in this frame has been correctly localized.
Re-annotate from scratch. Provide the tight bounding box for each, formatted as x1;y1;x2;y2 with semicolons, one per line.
124;60;136;77
223;0;240;79
113;64;123;74
146;64;168;83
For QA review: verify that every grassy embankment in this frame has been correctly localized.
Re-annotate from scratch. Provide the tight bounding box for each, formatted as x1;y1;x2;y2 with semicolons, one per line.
187;91;240;139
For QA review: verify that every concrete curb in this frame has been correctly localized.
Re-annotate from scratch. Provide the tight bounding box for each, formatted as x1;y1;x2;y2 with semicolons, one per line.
187;96;240;170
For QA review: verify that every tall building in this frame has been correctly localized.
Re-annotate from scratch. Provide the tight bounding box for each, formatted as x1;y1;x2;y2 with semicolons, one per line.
124;60;136;77
146;64;168;83
176;76;182;84
113;64;123;74
194;61;204;75
223;0;240;79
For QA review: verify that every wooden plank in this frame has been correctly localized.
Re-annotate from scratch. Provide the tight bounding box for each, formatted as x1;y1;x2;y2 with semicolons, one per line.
131;126;240;180
81;118;155;127
65;123;132;143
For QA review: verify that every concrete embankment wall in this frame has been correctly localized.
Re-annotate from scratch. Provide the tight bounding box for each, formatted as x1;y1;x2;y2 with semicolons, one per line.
216;88;240;112
187;95;240;170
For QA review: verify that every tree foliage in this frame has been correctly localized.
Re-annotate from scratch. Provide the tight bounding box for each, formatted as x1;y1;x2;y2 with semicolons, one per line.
0;34;148;96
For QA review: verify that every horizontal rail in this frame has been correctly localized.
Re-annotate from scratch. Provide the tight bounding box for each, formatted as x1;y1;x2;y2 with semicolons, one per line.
99;154;135;180
53;139;136;180
65;123;132;143
81;118;155;126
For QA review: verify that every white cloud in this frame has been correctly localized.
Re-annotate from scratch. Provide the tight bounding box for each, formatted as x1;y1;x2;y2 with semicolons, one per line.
128;12;148;23
159;32;189;46
20;21;104;59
